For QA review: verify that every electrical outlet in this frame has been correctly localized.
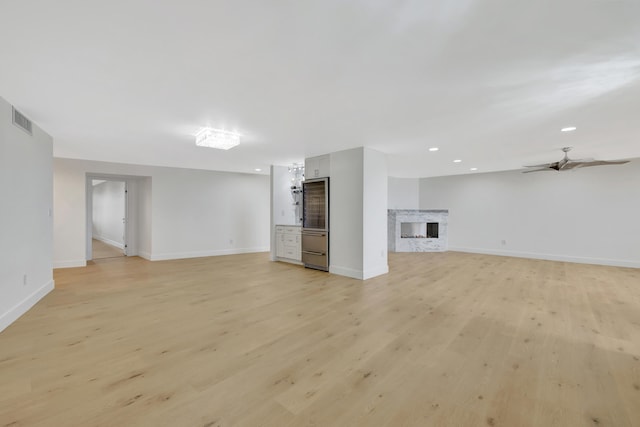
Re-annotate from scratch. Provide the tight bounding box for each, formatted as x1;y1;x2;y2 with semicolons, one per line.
23;274;27;286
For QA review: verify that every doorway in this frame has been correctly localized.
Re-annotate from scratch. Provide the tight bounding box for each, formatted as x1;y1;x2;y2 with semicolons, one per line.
89;179;127;259
85;173;149;262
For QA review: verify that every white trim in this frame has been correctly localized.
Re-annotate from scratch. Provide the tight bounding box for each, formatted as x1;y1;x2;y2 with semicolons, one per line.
329;264;389;280
0;279;54;333
86;176;93;260
53;259;87;269
149;247;270;261
449;247;640;269
138;251;152;260
363;264;389;280
275;258;303;266
86;174;138;260
92;235;124;249
329;265;363;279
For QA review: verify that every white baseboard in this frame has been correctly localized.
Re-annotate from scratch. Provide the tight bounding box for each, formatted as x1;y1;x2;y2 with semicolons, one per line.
150;247;270;261
138;251;152;260
93;235;124;249
363;264;389;280
329;264;389;280
329;265;363;280
0;279;54;333
53;259;87;269
449;246;640;269
275;257;303;266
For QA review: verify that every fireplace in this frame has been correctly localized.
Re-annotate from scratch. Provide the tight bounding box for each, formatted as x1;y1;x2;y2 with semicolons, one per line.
400;222;439;238
388;210;448;252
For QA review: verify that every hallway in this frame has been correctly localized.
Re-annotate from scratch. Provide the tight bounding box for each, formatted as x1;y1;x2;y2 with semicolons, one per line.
91;238;124;259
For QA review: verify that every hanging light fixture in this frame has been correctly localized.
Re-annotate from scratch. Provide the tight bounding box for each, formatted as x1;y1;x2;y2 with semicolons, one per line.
195;127;241;150
289;163;305;224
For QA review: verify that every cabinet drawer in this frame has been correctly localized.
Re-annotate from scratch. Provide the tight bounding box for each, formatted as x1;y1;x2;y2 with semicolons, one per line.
283;245;300;260
302;251;327;270
283;234;298;245
283;226;300;234
301;232;327;254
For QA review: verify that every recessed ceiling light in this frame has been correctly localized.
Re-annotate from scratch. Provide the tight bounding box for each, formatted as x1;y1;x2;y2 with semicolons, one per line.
428;147;439;152
561;126;577;132
470;167;478;171
453;159;462;163
254;168;262;172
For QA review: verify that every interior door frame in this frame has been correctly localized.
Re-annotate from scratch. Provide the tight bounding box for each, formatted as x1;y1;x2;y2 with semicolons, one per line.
86;174;137;261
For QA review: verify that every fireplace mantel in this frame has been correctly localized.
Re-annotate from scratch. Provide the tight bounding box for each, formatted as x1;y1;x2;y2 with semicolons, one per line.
388;209;449;252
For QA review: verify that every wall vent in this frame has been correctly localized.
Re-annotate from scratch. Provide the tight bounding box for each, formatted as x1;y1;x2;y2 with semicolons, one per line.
12;106;33;135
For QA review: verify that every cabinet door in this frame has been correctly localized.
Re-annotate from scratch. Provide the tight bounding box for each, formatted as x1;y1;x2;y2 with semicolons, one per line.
276;233;285;257
318;155;330;177
305;155;330;178
294;236;301;261
305;157;319;178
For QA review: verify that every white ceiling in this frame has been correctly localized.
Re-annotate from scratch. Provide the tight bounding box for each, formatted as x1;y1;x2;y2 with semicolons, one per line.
1;0;639;178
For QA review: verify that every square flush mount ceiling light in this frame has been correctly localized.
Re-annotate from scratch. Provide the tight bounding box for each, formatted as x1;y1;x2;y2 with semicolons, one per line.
195;127;241;150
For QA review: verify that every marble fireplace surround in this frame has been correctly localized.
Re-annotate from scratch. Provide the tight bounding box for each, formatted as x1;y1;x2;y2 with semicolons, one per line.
388;209;449;252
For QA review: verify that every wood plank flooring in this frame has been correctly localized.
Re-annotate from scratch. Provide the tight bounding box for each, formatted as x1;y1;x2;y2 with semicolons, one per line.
91;239;124;260
1;252;639;426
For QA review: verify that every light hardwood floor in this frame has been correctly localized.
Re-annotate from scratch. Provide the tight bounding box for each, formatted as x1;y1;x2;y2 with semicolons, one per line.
1;252;639;426
92;239;125;260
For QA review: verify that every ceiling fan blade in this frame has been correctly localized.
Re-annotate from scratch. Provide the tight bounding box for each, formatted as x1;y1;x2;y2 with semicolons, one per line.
524;161;560;169
522;168;555;173
561;161;583;170
524;163;554;168
572;160;630;168
569;158;594;163
523;148;629;174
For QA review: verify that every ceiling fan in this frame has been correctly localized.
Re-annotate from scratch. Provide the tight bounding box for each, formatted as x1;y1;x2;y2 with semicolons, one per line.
522;147;630;173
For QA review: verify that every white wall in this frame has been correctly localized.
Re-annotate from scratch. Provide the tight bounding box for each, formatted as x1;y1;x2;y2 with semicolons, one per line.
272;165;299;226
137;177;152;259
54;158;270;266
270;165;301;260
0;96;54;332
151;167;269;260
55;165;150;266
92;180;125;248
53;160;88;267
329;148;364;278
388;177;419;209
327;147;388;280
362;148;389;279
419;161;640;268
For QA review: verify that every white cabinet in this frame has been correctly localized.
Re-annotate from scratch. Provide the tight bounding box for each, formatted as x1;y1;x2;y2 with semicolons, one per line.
305;154;330;179
275;225;301;263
